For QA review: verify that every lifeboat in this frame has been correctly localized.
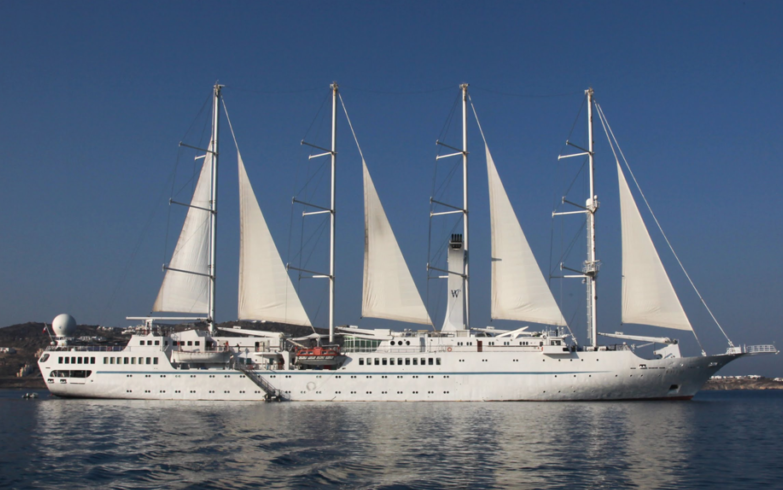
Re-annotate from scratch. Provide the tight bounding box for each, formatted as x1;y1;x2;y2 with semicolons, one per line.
294;345;345;367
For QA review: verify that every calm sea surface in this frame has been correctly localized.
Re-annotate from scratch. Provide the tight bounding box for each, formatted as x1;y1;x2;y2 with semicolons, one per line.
1;389;781;489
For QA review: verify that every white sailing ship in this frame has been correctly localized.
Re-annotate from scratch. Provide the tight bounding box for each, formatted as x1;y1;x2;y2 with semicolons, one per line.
38;84;776;401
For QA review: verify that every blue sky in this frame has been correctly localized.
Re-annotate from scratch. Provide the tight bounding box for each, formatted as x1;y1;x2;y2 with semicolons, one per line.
1;1;781;375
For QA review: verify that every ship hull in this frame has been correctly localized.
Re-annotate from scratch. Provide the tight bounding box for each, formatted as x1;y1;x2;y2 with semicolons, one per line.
39;348;743;401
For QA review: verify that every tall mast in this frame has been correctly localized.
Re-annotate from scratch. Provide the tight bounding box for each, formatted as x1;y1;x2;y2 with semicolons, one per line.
585;88;598;347
329;83;338;343
461;83;470;329
209;83;221;334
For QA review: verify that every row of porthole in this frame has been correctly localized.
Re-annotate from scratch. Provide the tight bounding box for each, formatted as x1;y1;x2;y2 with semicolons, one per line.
389;341;412;346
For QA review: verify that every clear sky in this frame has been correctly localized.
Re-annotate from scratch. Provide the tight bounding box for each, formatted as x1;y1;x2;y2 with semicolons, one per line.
1;1;781;376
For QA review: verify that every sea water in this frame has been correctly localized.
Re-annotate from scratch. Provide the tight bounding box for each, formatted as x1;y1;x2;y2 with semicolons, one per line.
1;390;781;489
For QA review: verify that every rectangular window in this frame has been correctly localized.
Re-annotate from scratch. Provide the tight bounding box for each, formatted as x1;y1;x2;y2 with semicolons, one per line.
413;358;418;365
436;358;441;366
154;340;160;346
187;341;193;346
374;358;380;366
146;358;151;365
140;341;144;346
131;357;136;364
58;357;63;364
64;357;69;364
110;357;115;364
77;357;82;364
124;357;129;364
382;358;388;366
405;358;410;366
389;358;394;365
90;357;95;364
428;358;433;365
195;341;200;346
398;358;403;365
153;358;159;365
103;357;107;364
72;357;76;364
421;358;426;365
359;358;365;366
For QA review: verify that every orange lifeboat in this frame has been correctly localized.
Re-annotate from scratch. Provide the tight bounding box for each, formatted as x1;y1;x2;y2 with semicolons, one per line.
294;345;345;368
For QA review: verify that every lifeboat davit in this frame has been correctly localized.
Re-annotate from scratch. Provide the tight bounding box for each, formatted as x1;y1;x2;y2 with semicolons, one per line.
294;346;345;367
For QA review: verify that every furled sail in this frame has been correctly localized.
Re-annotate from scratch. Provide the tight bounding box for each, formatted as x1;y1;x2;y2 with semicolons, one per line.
153;140;214;314
486;144;566;326
237;151;312;327
362;160;432;325
617;162;692;331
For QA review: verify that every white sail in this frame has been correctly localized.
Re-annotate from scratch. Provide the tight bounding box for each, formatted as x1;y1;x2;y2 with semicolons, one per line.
362;160;431;325
237;152;312;327
152;141;214;314
617;162;692;331
486;144;566;326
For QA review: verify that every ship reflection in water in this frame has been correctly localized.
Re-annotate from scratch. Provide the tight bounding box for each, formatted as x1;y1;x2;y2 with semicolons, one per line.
5;392;781;488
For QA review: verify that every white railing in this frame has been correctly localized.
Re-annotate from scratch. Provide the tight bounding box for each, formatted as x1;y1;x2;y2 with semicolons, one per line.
746;345;778;354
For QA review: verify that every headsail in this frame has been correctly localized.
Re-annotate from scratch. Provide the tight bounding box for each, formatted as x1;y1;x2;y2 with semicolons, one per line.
617;162;692;331
486;144;566;326
362;160;432;325
237;151;312;327
152;140;214;314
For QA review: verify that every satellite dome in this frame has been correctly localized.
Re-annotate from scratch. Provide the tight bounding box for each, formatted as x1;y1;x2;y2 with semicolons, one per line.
52;314;77;337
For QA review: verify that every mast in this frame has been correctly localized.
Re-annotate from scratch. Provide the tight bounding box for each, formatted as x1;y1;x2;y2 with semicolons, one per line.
585;88;598;347
329;82;337;343
461;83;470;329
209;83;221;334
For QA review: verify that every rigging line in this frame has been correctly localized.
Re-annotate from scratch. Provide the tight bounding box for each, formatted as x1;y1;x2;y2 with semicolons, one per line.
340;84;454;96
594;104;721;353
468;96;488;145
339;94;365;161
221;98;240;150
100;168;178;325
552;221;586;276
437;92;461;147
223;84;323;95
471;86;585;99
302;90;331;144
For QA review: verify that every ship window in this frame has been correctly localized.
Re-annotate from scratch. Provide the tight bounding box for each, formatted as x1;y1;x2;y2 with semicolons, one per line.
131;357;136;364
110;357;115;364
90;357;95;364
413;358;418;365
428;358;433;366
77;357;82;364
398;358;403;365
64;357;69;364
155;340;160;346
382;358;388;366
389;358;394;365
58;357;62;364
102;357;107;364
374;358;380;366
436;358;441;365
405;358;410;365
195;341;200;346
124;357;129;364
146;357;151;364
406;341;410;346
188;341;193;346
140;340;144;345
390;341;395;346
154;358;159;365
359;358;364;365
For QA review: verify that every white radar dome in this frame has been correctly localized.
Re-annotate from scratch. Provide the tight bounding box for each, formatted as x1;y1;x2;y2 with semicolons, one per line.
52;314;77;337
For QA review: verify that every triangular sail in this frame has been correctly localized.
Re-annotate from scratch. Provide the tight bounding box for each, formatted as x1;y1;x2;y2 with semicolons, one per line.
362;160;432;325
152;141;214;314
617;162;692;331
237;151;312;327
486;144;566;326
